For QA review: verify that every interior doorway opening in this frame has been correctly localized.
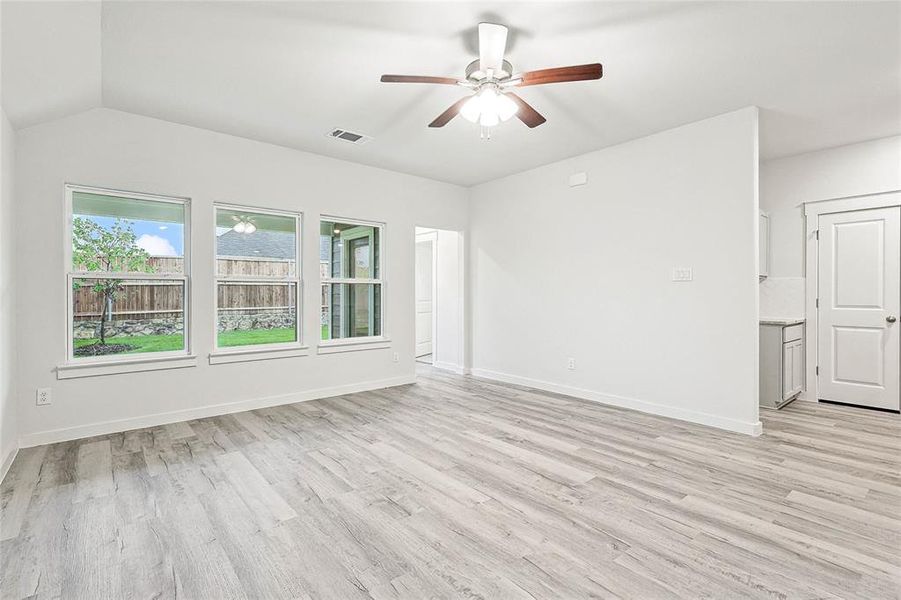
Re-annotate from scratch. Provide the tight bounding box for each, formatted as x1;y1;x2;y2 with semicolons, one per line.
415;227;464;371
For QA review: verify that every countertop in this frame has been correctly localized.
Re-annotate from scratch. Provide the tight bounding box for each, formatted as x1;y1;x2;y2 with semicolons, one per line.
760;318;805;326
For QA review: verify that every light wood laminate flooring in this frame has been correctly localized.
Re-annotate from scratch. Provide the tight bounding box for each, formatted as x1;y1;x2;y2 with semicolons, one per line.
2;366;899;599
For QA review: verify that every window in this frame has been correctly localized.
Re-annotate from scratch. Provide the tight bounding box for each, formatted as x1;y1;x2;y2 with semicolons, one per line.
320;218;384;341
215;206;301;349
67;186;189;361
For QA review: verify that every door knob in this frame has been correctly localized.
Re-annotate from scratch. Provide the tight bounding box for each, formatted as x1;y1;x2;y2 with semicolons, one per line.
888;316;897;323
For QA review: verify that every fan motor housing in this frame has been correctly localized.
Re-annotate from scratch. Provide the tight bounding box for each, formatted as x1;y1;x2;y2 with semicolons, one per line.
465;59;514;82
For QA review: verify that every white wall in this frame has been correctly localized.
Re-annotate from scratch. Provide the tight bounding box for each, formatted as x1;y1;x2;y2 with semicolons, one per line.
760;135;901;279
15;108;468;445
0;108;18;475
433;229;464;371
470;107;761;434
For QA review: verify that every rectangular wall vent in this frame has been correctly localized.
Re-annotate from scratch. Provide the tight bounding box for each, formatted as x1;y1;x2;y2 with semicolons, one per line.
326;128;373;145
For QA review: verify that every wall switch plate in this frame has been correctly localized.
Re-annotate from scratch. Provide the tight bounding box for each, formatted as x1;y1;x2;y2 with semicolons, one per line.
36;388;52;406
567;358;576;370
392;352;399;363
672;267;693;282
568;172;588;187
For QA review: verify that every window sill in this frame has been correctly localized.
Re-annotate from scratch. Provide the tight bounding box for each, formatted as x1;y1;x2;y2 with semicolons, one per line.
209;345;310;365
317;337;391;355
57;354;198;380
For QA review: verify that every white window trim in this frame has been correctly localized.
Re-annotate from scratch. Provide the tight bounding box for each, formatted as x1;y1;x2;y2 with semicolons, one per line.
60;184;193;377
319;215;387;349
211;203;304;362
57;354;198;379
317;337;391;355
209;345;310;365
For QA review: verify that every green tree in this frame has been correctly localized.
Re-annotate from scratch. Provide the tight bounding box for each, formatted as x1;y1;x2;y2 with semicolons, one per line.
72;217;154;345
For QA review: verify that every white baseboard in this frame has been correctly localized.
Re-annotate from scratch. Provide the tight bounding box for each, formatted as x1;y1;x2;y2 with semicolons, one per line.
19;375;416;448
432;361;467;374
0;444;19;484
470;368;763;437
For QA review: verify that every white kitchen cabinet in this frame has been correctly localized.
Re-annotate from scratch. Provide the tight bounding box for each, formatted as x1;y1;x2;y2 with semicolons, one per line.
782;339;804;401
760;320;804;409
759;211;769;278
792;341;804;396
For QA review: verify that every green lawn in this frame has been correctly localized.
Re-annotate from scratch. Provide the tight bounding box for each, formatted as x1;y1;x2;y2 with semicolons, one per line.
74;333;185;354
74;327;300;355
218;327;296;347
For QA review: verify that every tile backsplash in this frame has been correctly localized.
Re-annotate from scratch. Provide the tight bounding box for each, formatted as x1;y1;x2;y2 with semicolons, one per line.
760;277;805;320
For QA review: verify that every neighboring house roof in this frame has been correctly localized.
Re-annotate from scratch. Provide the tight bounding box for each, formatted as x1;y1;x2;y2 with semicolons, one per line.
217;229;295;260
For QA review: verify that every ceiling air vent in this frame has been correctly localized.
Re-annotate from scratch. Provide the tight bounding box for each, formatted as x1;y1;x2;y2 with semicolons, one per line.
326;128;372;145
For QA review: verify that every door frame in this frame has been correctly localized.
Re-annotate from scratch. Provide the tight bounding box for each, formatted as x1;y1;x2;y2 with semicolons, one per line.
804;189;901;404
415;229;438;362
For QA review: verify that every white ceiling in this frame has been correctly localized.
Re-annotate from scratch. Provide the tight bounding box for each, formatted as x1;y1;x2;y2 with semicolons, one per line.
3;1;899;186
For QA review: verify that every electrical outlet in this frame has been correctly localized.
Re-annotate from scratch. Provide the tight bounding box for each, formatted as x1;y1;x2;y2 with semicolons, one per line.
568;172;588;187
36;388;52;406
567;358;576;371
672;267;693;282
392;352;399;363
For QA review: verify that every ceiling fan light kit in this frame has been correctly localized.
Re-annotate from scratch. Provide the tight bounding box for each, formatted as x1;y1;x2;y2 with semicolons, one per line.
231;215;256;234
460;84;519;139
380;22;602;138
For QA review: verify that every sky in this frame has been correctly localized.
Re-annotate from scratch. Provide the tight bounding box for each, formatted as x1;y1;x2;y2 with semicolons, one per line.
78;215;184;256
77;216;328;259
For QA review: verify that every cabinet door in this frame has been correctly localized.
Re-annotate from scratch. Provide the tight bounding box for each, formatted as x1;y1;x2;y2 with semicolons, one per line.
782;342;793;400
791;341;804;396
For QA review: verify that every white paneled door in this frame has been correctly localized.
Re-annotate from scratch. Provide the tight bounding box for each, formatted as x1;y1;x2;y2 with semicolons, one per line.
415;239;434;358
818;206;900;411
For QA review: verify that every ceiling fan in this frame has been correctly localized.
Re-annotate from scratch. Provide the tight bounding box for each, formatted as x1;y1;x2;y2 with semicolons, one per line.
380;22;602;137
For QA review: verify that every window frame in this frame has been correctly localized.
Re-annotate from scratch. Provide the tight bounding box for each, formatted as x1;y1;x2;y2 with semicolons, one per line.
212;203;304;353
64;184;192;365
319;215;387;347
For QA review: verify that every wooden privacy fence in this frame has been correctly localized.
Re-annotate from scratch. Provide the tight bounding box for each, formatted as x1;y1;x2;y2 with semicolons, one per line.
217;281;296;311
216;257;292;277
73;281;184;321
73;256;296;320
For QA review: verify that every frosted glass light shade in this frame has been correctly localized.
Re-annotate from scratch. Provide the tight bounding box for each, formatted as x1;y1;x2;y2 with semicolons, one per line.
461;95;481;122
479;111;499;127
497;93;518;121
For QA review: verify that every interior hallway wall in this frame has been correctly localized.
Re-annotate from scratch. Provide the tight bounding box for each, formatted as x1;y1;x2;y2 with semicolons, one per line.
414;227;465;372
433;230;464;371
414;229;436;359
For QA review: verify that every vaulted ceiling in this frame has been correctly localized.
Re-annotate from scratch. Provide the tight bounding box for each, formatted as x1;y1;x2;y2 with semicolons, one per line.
3;1;900;185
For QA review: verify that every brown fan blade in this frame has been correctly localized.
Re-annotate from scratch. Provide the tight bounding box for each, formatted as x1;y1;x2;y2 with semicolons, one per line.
428;97;470;128
506;93;547;128
518;63;602;87
381;75;460;85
